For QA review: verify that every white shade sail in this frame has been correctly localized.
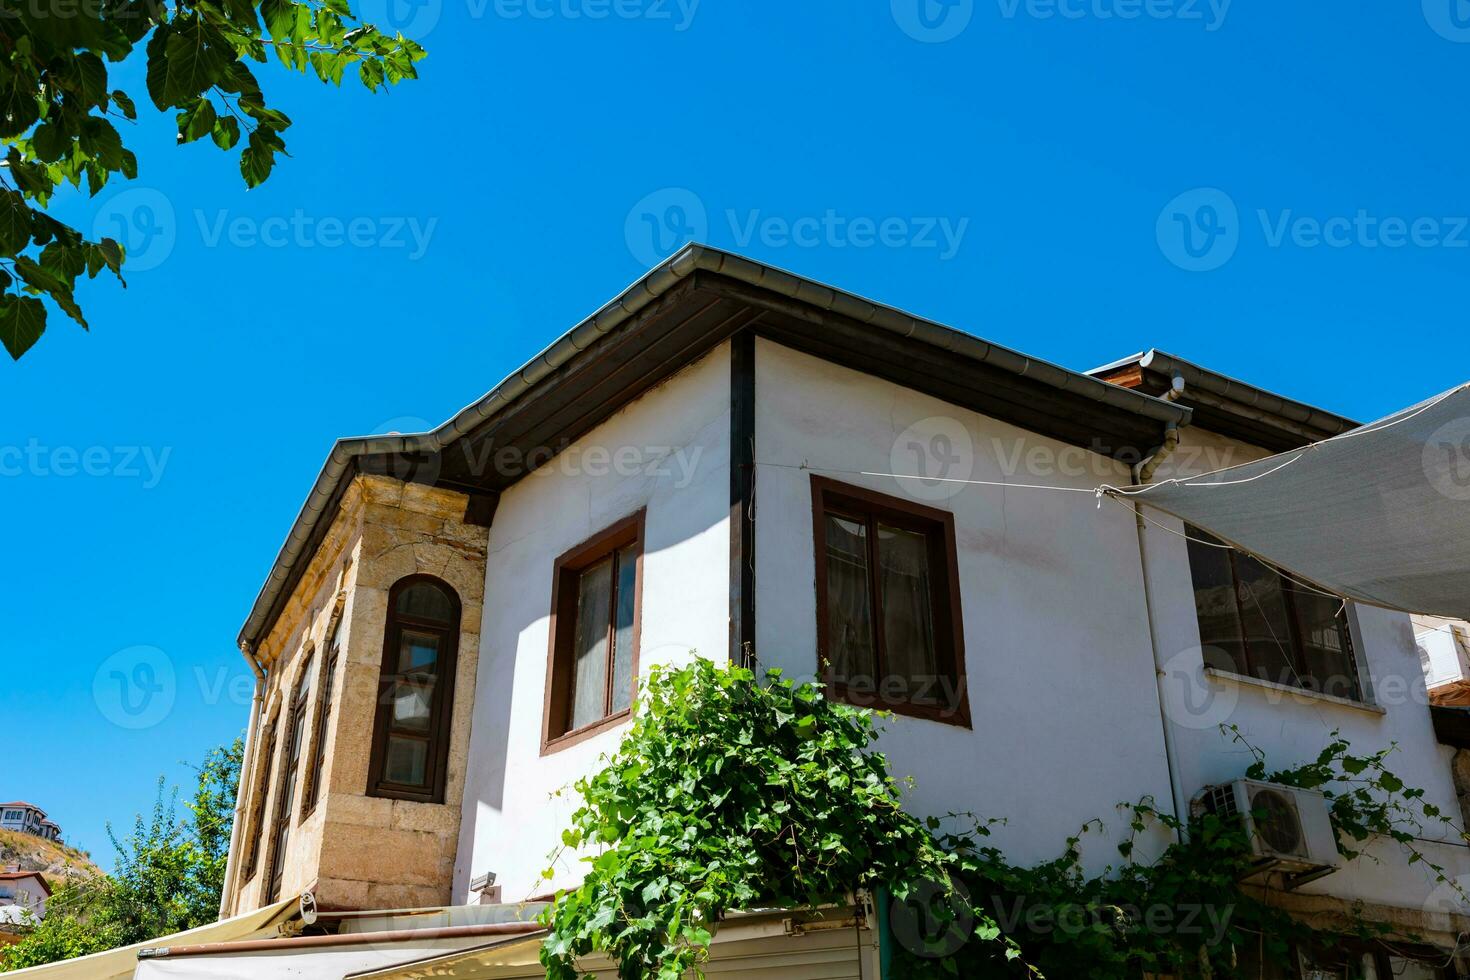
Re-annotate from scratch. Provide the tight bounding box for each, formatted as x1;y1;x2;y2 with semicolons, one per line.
1123;383;1470;621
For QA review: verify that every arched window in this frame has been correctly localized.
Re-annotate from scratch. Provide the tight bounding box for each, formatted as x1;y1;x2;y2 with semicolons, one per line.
368;576;461;803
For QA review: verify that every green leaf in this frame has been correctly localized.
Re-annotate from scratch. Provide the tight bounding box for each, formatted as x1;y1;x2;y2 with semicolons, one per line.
64;53;109;108
0;73;42;139
177;98;218;144
155;17;231;107
0;294;47;360
31;122;72;164
259;0;297;43
359;59;385;91
79;118;126;169
239;128;281;186
111;90;138;120
14;256;70;296
211;116;241;150
0;191;34;255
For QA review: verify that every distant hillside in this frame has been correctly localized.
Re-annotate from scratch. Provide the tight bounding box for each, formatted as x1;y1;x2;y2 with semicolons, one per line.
0;830;102;888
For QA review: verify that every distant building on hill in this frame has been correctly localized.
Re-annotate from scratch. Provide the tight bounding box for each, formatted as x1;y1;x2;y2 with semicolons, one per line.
0;869;50;945
0;803;61;843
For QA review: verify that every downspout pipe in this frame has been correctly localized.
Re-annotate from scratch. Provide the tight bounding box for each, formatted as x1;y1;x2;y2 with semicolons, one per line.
219;640;266;919
1133;419;1191;834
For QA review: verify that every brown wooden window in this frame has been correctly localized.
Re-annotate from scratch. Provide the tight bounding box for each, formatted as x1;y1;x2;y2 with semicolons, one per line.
542;511;644;752
811;478;969;726
367;576;461;803
302;639;339;818
1184;525;1362;701
265;650;313;903
243;717;278;880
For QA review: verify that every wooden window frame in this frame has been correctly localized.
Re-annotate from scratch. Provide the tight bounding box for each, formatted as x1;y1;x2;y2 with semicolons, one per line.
366;575;462;804
242;715;278;882
811;477;970;728
1184;525;1363;703
541;510;646;755
264;649;314;904
301;638;340;820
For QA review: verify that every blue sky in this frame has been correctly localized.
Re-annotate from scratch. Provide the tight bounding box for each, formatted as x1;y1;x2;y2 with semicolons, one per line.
3;1;1468;865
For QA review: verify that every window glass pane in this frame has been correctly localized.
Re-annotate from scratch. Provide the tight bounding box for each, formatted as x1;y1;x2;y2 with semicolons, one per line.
1234;553;1301;687
382;735;428;786
307;654;337;810
397;582;454;624
1287;583;1359;700
610;544;638;715
391;680;435;732
296;654;315;703
878;524;940;702
288;700;309;761
1184;528;1249;674
824;514;876;689
570;557;614;731
398;630;441;673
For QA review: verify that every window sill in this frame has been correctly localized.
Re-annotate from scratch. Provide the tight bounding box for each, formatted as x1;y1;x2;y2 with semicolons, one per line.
828;684;972;729
1203;668;1386;716
542;709;633;756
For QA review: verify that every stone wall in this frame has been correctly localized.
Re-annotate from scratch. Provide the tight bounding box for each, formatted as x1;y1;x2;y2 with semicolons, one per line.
227;474;486;915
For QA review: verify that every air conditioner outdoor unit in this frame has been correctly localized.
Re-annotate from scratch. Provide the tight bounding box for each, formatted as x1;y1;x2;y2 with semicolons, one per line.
1195;779;1342;886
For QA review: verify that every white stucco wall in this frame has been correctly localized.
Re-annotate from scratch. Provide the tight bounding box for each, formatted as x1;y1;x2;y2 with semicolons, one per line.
1141;427;1470;915
454;342;733;901
455;335;1468;921
751;339;1176;873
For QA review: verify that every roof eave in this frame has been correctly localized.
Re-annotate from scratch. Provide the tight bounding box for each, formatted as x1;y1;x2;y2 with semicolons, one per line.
237;245;1190;651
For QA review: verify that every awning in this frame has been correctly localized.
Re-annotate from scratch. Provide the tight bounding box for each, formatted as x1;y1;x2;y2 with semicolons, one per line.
2;893;301;980
347;933;546;979
1119;382;1470;620
350;906;879;980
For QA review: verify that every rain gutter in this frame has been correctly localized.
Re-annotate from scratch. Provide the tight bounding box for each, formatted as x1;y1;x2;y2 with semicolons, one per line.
239;244;1191;652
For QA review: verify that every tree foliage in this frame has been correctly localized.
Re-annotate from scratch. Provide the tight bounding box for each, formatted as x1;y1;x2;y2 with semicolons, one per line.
539;660;1466;979
0;0;424;359
0;738;243;971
